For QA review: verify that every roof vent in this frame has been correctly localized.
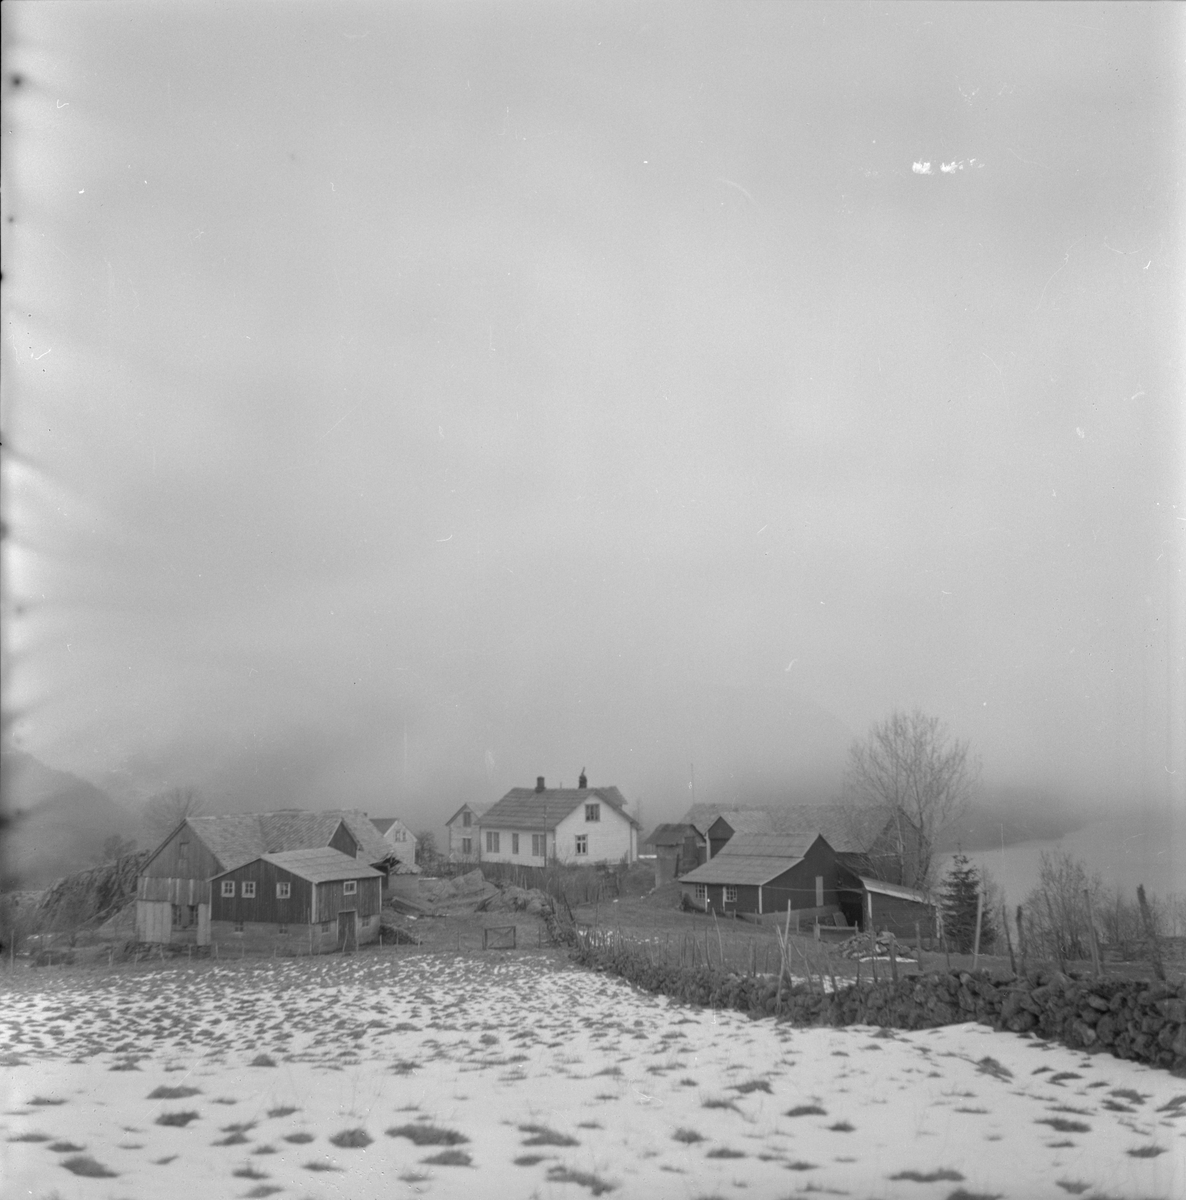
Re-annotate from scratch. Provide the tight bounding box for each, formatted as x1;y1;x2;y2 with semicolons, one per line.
578;768;587;789
536;775;546;792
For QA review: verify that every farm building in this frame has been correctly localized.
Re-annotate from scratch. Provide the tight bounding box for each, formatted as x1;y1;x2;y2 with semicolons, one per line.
445;802;490;862
135;809;393;945
643;823;706;885
678;832;844;919
208;848;383;953
479;775;639;865
683;803;925;887
370;817;418;863
838;874;937;939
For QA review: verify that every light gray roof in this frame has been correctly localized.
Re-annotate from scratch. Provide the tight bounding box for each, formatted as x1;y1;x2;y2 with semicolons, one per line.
445;802;493;826
679;832;830;886
255;848;383;884
857;876;933;906
679;804;897;854
481;786;640;832
178;809;392;872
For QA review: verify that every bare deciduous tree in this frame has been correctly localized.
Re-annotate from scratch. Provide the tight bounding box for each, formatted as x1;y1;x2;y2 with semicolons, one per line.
142;787;206;845
843;709;979;889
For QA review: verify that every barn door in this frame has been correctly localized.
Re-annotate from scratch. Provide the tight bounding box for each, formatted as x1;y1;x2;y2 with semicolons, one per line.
337;910;357;953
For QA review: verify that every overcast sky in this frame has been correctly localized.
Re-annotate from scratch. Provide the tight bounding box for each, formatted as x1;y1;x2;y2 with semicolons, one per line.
3;2;1182;830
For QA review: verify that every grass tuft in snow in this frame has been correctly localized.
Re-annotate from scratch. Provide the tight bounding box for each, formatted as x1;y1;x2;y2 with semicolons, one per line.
944;1191;1003;1200
156;1111;199;1127
546;1165;615;1194
890;1169;965;1183
828;1120;855;1132
672;1128;704;1144
61;1155;117;1178
422;1148;472;1166
266;1105;297;1118
519;1124;579;1147
975;1057;1013;1081
232;1165;269;1179
249;1054;277;1068
1125;1145;1166;1158
731;1079;772;1094
148;1085;201;1100
785;1104;827;1117
328;1128;372;1149
283;1132;315;1144
785;1161;818;1171
705;1147;745;1158
48;1142;84;1153
387;1123;469;1146
701;1097;739;1113
1037;1118;1090;1134
303;1159;342;1172
29;1096;67;1106
515;1155;547;1166
8;1132;51;1142
1054;1184;1090;1195
242;1187;283;1199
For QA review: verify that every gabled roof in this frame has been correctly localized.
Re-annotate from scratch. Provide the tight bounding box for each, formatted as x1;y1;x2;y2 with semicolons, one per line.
157;809;392;874
855;876;933;906
481;786;640;832
644;822;703;848
678;832;832;886
371;818;396;835
445;802;493;826
218;847;383;884
679;804;900;855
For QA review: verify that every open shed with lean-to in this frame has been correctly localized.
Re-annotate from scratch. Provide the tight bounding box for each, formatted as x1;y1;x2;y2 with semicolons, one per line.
678;833;846;920
208;847;383;953
839;874;937;939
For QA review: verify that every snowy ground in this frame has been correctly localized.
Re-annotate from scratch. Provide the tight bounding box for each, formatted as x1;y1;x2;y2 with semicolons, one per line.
2;952;1183;1200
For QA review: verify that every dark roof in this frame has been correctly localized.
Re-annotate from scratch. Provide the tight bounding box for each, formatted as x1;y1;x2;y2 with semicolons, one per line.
371;818;396;835
482;786;639;832
679;833;831;886
172;810;391;873
644;822;702;848
679;804;898;854
224;848;383;884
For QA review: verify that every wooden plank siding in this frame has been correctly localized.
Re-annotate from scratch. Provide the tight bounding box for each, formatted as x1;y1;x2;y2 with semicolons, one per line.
210;861;316;926
762;838;843;913
328;822;360;859
314;877;381;923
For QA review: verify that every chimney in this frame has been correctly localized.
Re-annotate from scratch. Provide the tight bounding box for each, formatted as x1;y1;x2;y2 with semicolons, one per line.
535;776;546;792
578;768;587;789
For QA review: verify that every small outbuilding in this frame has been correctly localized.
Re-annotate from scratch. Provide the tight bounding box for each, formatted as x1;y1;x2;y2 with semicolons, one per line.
642;823;706;885
839;875;937;939
208;847;383;953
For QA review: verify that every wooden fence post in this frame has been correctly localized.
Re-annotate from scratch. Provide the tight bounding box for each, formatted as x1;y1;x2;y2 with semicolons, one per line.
1137;885;1166;982
1001;906;1016;974
1082;888;1102;979
1016;904;1026;975
972;890;984;971
1043;890;1066;973
914;921;923;973
889;937;898;983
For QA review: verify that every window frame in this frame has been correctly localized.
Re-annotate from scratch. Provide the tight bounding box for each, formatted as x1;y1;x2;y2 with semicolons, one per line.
276;882;291;899
241;881;257;899
585;803;601;822
815;875;824;907
724;885;738;904
221;880;235;898
575;834;588;856
343;880;358;896
462;811;471;827
486;830;500;854
695;884;707;903
461;836;472;855
511;832;519;855
532;833;545;858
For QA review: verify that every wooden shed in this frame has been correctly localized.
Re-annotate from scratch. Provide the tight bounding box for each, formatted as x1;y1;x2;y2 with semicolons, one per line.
209;847;383;953
839;875;937;939
678;833;845;919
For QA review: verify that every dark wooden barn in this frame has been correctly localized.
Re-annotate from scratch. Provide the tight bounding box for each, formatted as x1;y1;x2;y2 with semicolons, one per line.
678;833;846;919
643;823;706;886
838;873;937;938
209;847;383;953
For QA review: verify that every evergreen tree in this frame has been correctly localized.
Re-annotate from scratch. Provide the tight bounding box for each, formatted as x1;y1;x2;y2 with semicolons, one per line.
940;852;996;954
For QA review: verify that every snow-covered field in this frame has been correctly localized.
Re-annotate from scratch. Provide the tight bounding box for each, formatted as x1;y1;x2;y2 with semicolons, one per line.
2;952;1183;1200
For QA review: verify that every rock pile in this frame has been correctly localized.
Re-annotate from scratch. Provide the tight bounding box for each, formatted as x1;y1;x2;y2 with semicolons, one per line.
836;930;915;961
478;885;553;916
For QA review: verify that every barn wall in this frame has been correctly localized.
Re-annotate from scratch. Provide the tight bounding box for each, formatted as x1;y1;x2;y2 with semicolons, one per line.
762;839;842;913
208;918;380;953
869;892;936;939
314;877;381;922
679;882;761;914
135;900;172;943
328;822;359;858
210;862;315;925
142;825;221;882
138;876;209;905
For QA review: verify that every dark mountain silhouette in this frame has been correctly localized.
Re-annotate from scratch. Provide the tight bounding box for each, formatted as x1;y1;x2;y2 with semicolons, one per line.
1;750;139;888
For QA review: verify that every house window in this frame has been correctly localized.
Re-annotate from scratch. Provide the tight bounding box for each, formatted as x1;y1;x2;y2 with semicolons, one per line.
278;923;288;935
221;880;235;898
575;834;588;855
321;921;331;933
462;811;471;827
171;904;182;927
585;803;600;822
724;886;738;904
486;831;500;853
532;834;545;857
815;876;824;907
695;884;707;903
188;905;199;926
242;881;256;899
276;882;291;899
233;919;244;933
511;833;519;855
461;837;472;855
178;839;189;866
343;880;358;896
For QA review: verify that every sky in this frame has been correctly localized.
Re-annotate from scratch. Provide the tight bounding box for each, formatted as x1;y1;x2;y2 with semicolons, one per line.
2;2;1183;834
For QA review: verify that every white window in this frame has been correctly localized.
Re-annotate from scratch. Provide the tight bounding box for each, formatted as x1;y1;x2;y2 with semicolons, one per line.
815;876;824;907
585;803;601;822
486;831;500;853
241;881;256;899
343;880;358;896
511;833;519;855
724;886;738;904
276;882;291;899
221;880;235;897
461;837;472;855
575;834;588;855
695;884;707;903
532;833;545;857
